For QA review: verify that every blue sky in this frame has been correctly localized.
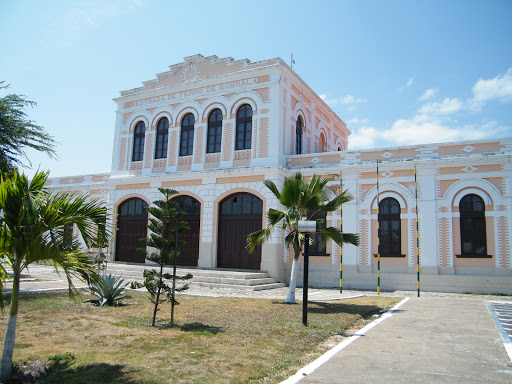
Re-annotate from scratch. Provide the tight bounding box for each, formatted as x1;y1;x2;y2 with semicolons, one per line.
1;0;511;178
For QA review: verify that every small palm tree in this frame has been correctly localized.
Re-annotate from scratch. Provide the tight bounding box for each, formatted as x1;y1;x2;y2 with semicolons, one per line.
0;169;110;382
247;173;359;304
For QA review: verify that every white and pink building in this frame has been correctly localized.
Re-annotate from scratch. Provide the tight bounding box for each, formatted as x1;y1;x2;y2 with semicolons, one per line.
46;54;512;294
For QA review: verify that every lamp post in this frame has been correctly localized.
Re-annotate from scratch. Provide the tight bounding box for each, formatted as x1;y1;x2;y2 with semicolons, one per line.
298;220;316;326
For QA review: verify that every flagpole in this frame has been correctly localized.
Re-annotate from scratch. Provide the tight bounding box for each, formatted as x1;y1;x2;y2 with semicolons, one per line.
339;171;343;294
377;160;381;295
414;166;421;297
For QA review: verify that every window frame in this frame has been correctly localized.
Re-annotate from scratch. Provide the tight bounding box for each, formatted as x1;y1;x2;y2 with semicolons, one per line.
458;194;490;258
207;109;223;154
308;210;329;256
154;117;169;159
179;113;195;157
132;121;145;162
377;197;404;257
235;104;252;151
296;116;303;155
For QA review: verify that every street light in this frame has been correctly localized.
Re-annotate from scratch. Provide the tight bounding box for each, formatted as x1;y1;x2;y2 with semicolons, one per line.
298;220;316;326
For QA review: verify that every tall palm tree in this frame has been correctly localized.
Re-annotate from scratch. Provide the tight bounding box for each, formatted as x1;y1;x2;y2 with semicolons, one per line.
247;173;359;304
0;169;110;382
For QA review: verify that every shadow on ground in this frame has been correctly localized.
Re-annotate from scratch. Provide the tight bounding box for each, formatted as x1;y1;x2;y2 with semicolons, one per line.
179;322;223;335
9;360;140;384
306;301;387;318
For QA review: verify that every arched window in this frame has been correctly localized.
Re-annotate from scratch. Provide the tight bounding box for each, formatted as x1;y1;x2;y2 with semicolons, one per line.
154;117;169;159
379;198;401;256
460;194;487;256
309;210;328;255
319;132;326;152
132;121;145;162
179;113;195;156
207;109;223;153
235;104;252;150
296;116;303;155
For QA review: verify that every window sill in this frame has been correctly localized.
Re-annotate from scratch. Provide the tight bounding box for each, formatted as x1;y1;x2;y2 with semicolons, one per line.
455;254;493;258
373;254;407;258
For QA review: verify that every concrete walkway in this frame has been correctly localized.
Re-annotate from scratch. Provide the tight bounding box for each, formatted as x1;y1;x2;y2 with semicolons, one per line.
297;295;512;384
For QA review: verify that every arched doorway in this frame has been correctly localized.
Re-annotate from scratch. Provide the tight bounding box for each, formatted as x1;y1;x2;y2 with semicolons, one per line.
217;192;263;270
174;195;201;266
115;198;148;263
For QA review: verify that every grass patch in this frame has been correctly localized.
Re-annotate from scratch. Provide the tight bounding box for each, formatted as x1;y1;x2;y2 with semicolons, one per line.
1;291;400;383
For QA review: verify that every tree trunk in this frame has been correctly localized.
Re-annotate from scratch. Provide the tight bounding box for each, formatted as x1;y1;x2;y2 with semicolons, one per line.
285;254;300;304
151;265;163;327
0;275;20;382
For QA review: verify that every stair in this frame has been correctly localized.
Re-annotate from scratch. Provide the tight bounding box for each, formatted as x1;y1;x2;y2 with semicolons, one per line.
105;262;285;291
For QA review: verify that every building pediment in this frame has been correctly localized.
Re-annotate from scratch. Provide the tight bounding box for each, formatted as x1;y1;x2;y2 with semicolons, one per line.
118;54;280;98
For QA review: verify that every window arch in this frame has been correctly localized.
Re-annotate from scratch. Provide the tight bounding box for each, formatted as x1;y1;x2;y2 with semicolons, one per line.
179;113;195;156
235;104;252;150
378;197;401;256
154;117;169;159
459;194;487;256
296;116;303;155
319;132;326;153
207;109;223;153
132;121;145;162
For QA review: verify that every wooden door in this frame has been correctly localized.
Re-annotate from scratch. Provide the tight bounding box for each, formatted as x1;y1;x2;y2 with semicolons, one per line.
115;198;148;263
174;196;201;266
217;193;262;270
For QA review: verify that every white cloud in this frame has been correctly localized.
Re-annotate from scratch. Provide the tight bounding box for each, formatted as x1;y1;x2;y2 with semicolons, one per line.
418;88;437;101
384;117;465;145
406;77;414;87
418;97;463;115
318;94;339;106
319;93;366;107
340;94;366;104
347;117;369;125
470;68;512;109
348;126;379;149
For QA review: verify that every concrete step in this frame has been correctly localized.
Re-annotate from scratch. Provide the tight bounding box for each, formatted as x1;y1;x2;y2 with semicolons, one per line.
192;282;286;291
192;276;280;286
104;262;285;292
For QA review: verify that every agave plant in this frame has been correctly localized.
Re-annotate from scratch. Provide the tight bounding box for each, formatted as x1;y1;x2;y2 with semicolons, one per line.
83;274;131;307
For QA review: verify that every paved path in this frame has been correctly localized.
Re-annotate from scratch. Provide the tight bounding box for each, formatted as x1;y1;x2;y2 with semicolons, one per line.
298;296;512;384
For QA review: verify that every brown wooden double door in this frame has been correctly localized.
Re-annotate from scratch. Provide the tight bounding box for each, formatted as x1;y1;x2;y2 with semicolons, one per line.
217;193;262;270
116;198;148;263
174;196;201;267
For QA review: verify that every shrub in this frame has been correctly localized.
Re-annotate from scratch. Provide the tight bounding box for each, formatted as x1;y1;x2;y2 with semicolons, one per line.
83;274;130;306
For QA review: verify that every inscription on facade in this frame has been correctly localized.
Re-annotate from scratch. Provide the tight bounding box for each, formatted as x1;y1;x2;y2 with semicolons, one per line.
130;78;259;107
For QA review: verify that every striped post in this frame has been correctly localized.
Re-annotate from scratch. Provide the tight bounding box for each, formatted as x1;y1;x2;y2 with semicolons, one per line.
414;166;421;297
340;171;343;294
376;160;381;295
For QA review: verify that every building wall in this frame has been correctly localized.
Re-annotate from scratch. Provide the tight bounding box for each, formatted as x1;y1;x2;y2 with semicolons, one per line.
46;55;512;295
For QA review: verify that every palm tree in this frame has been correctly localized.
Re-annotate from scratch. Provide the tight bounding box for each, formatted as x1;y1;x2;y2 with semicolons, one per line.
0;169;110;382
247;173;359;304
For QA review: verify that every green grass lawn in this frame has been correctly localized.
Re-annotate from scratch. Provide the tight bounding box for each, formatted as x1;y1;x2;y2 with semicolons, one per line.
1;291;400;383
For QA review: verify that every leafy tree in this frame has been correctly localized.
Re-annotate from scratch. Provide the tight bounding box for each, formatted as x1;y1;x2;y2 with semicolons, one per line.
0;82;57;175
0;169;110;382
137;188;192;327
247;173;359;304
